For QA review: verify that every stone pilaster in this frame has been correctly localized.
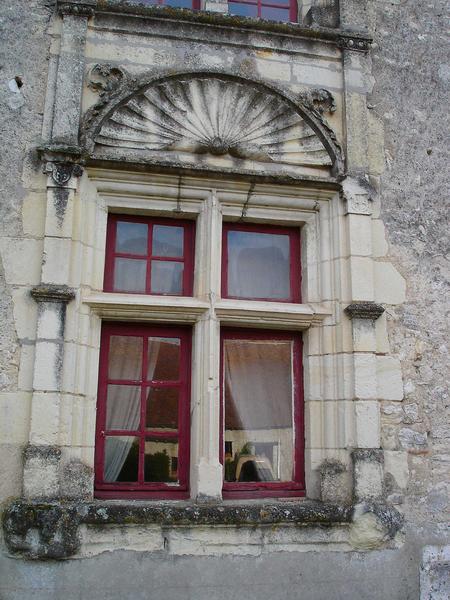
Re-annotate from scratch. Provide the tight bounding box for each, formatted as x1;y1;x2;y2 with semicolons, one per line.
24;147;83;498
52;1;95;145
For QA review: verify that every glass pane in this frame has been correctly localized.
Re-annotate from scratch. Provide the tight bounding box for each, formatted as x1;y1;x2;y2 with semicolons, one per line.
152;225;184;258
223;338;294;483
262;0;290;5
144;437;179;483
115;221;148;255
108;335;142;380
229;3;258;17
147;337;180;381
227;230;290;300
106;385;141;430
151;260;183;294
104;436;139;482
166;0;194;8
146;387;179;431
114;258;147;293
261;7;290;22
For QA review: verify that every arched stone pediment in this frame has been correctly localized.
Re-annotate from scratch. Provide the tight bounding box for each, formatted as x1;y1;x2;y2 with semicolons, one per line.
86;72;343;179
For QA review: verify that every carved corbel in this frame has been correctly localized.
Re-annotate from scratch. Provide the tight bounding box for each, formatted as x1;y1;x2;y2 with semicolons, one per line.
87;63;125;96
298;88;337;116
31;284;76;304
43;162;83;186
58;0;96;17
338;34;372;53
345;302;385;321
341;177;373;215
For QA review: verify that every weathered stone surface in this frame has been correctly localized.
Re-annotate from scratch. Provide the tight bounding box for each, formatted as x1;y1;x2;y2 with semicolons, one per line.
0;0;448;598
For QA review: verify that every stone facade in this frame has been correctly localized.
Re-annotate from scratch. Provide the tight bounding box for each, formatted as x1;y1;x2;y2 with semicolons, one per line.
0;1;448;598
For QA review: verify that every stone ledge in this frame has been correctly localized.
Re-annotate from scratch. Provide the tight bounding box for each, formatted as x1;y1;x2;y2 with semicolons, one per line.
31;284;76;304
345;302;385;320
3;499;351;560
93;1;372;47
2;497;404;560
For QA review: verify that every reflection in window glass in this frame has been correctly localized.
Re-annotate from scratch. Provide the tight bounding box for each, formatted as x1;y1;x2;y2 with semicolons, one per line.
152;225;184;257
227;230;290;300
106;385;141;430
261;6;290;22
108;336;142;380
147;337;180;381
144;438;179;483
114;258;147;293
116;221;148;255
228;3;258;18
151;260;183;294
223;338;294;483
146;387;179;430
104;436;139;482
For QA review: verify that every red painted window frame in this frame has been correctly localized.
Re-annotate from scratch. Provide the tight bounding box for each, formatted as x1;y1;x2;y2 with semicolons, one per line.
228;0;298;23
221;222;301;303
220;328;305;499
95;322;191;499
104;214;195;296
139;0;201;9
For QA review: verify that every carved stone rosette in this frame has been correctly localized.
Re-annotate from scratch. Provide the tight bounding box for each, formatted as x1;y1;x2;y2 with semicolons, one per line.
43;162;83;186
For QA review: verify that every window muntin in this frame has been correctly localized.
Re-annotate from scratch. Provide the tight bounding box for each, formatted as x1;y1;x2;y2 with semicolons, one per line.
222;223;301;302
221;329;304;499
95;323;191;499
104;215;195;296
228;0;298;23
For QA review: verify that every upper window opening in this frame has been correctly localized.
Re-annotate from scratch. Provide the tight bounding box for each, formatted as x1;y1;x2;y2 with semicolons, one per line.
104;215;195;296
228;0;298;23
136;0;201;9
221;223;301;302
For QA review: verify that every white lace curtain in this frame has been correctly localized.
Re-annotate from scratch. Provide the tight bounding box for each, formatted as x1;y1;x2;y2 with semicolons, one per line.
104;337;161;482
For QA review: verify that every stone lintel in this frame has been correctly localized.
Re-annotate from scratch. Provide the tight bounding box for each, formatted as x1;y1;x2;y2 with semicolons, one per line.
31;284;76;304
345;302;385;320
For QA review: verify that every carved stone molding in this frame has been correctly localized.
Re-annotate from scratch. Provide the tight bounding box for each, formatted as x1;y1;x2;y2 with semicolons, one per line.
94;76;332;167
31;284;76;304
338;34;371;53
58;0;96;18
87;63;125;96
345;302;385;321
82;71;344;178
298;88;336;116
341;177;373;215
43;162;83;186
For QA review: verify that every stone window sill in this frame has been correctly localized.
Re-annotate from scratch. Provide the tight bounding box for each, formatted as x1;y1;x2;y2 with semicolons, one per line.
3;497;403;560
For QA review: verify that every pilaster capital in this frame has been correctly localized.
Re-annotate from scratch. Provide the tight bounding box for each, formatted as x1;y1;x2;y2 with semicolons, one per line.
38;144;85;186
341;177;373;215
338;33;372;53
31;284;76;304
345;302;385;321
58;0;96;17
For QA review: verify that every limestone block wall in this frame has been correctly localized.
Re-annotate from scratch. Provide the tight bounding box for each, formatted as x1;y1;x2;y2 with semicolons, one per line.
0;1;448;598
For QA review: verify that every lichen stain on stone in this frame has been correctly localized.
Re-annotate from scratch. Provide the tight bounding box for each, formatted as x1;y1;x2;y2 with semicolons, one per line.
52;187;70;228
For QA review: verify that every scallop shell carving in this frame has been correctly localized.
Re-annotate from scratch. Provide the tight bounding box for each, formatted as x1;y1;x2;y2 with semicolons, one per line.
95;77;333;168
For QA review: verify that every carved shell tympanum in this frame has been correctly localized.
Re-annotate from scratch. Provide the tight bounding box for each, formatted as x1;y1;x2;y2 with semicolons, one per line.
95;76;332;168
